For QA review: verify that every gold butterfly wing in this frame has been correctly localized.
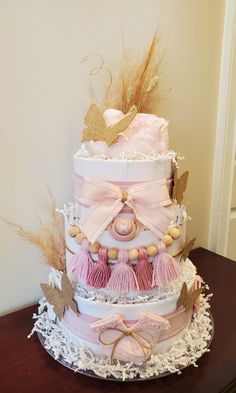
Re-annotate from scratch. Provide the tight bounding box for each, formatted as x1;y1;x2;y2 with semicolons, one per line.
178;171;189;194
185;287;202;311
181;237;196;262
100;109;138;146
40;283;65;320
53;300;66;320
40;283;60;305
112;108;137;135
82;128;104;143
67;300;79;315
82;104;137;146
172;167;178;199
82;104;107;143
102;129;122;146
61;271;79;315
84;104;106;130
177;282;188;309
177;171;189;204
173;171;189;204
61;271;74;301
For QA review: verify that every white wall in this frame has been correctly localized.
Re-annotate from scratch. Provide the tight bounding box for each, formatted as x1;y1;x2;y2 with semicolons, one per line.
0;0;225;315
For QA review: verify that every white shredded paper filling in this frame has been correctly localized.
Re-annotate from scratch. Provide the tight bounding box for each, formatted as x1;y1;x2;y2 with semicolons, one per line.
76;145;184;163
28;294;213;381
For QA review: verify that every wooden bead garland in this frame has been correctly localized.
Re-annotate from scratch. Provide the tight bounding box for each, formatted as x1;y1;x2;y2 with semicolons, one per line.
75;234;183;291
74;228;181;263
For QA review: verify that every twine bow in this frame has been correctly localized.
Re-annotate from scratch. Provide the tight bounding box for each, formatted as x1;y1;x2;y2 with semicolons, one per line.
98;327;155;364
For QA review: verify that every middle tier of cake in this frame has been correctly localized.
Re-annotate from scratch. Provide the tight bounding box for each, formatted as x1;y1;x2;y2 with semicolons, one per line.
65;155;186;259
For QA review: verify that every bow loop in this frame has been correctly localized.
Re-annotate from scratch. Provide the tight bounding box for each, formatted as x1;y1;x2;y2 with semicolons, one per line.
76;176;174;243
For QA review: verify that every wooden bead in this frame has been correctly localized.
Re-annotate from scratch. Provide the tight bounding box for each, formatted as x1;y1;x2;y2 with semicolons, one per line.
121;191;128;202
74;232;86;244
128;248;139;261
68;225;80;238
168;227;181;239
89;241;100;254
108;248;118;260
146;244;158;256
164;234;174;247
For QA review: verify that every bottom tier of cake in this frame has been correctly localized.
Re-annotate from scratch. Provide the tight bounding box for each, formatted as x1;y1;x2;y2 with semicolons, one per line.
30;256;213;380
29;294;213;381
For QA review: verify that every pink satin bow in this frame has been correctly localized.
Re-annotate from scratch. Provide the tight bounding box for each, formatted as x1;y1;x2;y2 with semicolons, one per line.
77;177;174;243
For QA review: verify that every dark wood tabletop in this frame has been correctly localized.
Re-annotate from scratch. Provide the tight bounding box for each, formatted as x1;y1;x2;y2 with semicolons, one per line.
1;247;236;393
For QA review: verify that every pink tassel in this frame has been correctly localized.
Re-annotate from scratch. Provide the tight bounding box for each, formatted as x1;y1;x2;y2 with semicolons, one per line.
67;239;93;282
152;242;181;288
135;248;153;291
87;248;110;289
107;249;139;294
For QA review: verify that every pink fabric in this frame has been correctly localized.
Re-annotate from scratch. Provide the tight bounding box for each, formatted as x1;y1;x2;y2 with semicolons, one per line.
76;176;174;243
61;306;192;355
74;174;173;219
74;173;173;199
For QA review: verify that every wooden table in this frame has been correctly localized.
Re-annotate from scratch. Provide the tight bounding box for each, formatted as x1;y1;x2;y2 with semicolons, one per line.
1;248;236;393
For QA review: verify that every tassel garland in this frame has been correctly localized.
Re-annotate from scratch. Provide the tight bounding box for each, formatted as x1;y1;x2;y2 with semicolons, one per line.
107;249;139;293
67;239;93;282
87;248;110;289
152;242;181;288
67;240;181;292
135;248;153;291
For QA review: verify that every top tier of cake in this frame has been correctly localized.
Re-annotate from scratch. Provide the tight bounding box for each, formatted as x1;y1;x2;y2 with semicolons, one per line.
64;108;188;296
77;108;170;160
71;108;184;249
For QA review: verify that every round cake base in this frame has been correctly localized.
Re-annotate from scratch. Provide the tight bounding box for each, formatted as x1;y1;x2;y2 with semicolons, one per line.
29;294;214;381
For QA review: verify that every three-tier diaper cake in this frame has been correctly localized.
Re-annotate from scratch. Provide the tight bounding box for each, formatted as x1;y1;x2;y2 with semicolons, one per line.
26;36;213;380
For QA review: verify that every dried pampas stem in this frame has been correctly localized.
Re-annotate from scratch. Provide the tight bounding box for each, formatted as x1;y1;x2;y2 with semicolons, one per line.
106;33;162;114
0;188;66;271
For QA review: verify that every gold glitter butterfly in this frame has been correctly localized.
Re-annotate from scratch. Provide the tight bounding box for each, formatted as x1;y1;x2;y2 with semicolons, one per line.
173;169;189;204
82;104;137;146
181;237;196;262
177;282;201;312
40;271;79;320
